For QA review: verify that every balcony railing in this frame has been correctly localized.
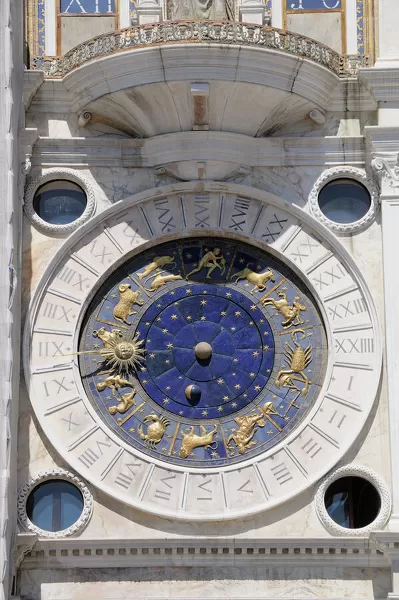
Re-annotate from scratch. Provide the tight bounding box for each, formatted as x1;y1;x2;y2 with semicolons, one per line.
31;20;369;79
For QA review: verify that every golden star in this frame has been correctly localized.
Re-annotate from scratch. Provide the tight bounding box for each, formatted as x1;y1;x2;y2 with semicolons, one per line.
142;379;148;384
223;396;229;402
162;328;169;334
200;316;206;321
254;385;261;391
171;314;178;320
221;311;227;316
232;402;237;408
234;384;241;390
156;317;162;322
235;311;241;316
253;351;259;357
226;292;232;298
149;353;155;359
233;358;238;363
186;289;192;294
231;327;236;332
251;305;257;311
165;359;170;364
145;321;151;326
167;343;174;349
186;315;192;321
239;258;245;264
217;378;224;385
202;410;208;416
264;345;270;351
166;386;171;391
218;407;223;412
211;451;218;458
163;398;169;404
250;372;255;377
200;299;207;306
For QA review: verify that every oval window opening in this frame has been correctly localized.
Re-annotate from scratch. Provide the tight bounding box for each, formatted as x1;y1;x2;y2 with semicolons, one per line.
26;479;84;532
318;178;371;224
33;180;87;225
324;476;381;529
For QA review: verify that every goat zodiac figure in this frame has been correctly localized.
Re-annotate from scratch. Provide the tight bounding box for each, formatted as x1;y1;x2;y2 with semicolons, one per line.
275;329;313;396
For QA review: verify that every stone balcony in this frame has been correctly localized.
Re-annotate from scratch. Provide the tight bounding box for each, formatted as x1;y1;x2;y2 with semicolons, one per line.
31;21;369;79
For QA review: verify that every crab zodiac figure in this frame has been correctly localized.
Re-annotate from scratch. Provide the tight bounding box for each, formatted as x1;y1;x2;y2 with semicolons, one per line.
186;247;226;279
275;329;313;396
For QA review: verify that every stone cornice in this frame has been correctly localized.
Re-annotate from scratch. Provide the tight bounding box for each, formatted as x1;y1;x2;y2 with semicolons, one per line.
18;536;389;570
360;67;399;102
31;132;366;168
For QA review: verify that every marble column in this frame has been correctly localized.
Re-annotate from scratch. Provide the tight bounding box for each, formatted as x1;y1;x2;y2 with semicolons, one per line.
372;155;399;529
0;0;24;599
377;0;399;65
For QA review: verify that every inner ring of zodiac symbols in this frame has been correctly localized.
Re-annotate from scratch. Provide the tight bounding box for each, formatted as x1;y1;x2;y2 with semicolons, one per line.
79;238;327;468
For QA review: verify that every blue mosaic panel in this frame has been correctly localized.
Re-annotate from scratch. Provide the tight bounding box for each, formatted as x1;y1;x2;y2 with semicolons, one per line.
79;238;327;468
60;0;115;13
286;0;341;9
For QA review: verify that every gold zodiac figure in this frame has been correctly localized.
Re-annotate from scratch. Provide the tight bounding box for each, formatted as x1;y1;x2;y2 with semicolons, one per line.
275;329;312;396
113;284;144;324
137;256;176;280
93;327;123;349
232;266;275;293
262;291;306;328
143;271;183;292
96;375;134;396
138;414;170;448
227;402;281;455
108;388;137;415
186;248;226;279
179;424;218;458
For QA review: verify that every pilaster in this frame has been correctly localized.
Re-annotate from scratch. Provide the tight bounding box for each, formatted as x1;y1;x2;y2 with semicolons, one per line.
372;153;399;530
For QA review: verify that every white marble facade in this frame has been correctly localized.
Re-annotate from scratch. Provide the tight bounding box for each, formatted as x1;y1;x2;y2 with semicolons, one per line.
6;0;399;599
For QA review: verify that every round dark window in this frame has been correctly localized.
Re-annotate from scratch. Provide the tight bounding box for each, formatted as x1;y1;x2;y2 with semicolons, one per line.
26;479;84;532
324;476;381;529
33;180;87;225
318;178;371;224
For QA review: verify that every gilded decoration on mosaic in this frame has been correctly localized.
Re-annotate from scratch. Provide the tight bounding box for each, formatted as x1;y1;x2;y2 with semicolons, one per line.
287;0;341;8
60;0;115;12
77;238;327;468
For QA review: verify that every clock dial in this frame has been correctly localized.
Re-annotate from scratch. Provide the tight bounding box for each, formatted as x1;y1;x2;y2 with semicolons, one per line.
79;238;326;467
25;187;381;520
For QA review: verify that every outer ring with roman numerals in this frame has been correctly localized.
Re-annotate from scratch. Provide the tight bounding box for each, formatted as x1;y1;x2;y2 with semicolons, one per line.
24;182;382;521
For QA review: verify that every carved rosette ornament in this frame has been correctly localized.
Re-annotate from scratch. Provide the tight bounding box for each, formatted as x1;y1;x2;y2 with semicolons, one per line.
24;183;381;521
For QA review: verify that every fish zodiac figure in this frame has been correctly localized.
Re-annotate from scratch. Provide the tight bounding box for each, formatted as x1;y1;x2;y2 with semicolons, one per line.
232;266;275;293
113;284;144;324
275;329;313;396
227;402;281;454
137;255;176;280
138;415;170;449
262;291;306;328
143;271;183;292
179;424;218;458
186;248;226;279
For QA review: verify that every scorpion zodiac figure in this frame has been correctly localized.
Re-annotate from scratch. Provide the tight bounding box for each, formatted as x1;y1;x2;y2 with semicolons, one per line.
275;329;313;396
138;414;170;449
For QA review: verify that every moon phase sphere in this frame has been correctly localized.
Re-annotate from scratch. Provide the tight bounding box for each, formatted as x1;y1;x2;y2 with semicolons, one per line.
185;384;201;403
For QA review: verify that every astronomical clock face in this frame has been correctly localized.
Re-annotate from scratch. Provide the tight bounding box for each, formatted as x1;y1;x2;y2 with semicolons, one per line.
25;188;381;520
79;238;326;468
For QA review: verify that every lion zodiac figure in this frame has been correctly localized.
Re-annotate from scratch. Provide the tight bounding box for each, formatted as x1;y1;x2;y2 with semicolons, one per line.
275;329;313;396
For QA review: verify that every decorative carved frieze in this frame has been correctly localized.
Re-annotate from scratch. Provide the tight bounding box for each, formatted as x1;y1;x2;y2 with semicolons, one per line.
30;21;369;79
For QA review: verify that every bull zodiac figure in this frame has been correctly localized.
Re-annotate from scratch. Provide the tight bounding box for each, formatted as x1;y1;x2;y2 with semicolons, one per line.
186;248;226;279
93;327;123;349
275;329;313;396
113;283;144;325
232;266;275;293
227;402;280;455
262;291;307;328
179;424;218;458
138;414;170;449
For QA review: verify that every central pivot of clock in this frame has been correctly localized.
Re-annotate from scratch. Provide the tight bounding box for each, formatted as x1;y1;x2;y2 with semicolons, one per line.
194;341;213;361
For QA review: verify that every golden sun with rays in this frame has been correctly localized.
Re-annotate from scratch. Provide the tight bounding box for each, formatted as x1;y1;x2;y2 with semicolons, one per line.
95;331;145;372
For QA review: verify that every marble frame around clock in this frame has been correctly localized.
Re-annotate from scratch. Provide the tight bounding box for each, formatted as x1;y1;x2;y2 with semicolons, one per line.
24;182;382;521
